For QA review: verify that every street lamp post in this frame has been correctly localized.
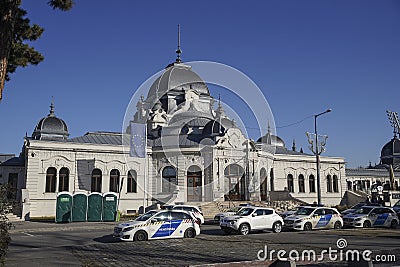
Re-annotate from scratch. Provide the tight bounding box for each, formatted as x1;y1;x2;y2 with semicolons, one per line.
307;109;331;206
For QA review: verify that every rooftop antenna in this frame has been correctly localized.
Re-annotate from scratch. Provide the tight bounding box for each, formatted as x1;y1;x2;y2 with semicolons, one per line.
176;24;182;63
386;110;400;138
49;96;55;116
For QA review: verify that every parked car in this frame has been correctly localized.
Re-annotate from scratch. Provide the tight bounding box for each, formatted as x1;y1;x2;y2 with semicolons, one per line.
113;210;200;241
280;206;305;219
219;207;283;235
170;204;205;224
392;200;400;217
343;206;399;228
283;206;343;231
341;202;379;216
214;206;244;222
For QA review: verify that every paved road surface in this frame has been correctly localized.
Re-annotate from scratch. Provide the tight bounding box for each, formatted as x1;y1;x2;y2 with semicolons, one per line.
6;221;400;266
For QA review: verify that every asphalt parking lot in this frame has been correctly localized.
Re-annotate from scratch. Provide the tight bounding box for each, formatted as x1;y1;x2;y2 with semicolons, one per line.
5;220;400;267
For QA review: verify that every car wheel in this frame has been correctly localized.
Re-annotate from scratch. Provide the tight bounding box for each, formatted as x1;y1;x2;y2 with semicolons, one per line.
390;220;398;229
134;230;148;241
272;222;282;233
303;222;312;231
222;228;233;235
334;221;342;230
363;221;371;228
184;228;196;238
239;223;250;235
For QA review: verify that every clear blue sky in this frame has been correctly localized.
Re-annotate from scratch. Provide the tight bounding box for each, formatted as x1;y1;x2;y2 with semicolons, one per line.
0;0;399;168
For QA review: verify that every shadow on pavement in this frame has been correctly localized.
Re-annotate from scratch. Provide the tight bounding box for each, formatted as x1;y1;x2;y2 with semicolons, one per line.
93;234;120;243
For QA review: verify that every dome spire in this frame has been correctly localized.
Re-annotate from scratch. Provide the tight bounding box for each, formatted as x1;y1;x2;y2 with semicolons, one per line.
49;96;55;116
175;24;182;63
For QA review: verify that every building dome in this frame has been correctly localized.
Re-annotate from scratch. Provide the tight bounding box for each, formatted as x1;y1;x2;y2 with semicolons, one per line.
147;62;210;105
380;136;400;166
32;102;69;141
257;128;285;148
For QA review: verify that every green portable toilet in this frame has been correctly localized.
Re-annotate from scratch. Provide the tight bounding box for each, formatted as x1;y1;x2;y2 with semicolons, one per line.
56;192;73;223
87;192;103;222
72;192;88;222
102;192;118;222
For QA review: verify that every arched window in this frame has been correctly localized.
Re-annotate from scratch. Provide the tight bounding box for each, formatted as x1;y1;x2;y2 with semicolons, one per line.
110;169;120;192
333;175;339;193
287;174;294;193
270;169;274;191
59;167;69;192
309;175;316;193
162;166;177;193
298;174;305;193
91;169;102;192
45;167;57;192
127;170;137;193
327;175;332;193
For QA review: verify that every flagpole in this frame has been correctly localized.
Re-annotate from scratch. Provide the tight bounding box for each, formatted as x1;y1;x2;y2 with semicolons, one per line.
143;125;147;214
115;177;124;223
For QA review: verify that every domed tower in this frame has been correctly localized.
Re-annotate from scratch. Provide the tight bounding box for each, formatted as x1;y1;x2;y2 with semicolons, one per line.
32;101;69;141
381;110;400;168
256;123;285;148
380;137;400;167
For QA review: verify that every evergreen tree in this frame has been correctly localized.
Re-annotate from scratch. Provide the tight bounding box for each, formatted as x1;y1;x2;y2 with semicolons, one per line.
0;185;13;266
0;0;74;101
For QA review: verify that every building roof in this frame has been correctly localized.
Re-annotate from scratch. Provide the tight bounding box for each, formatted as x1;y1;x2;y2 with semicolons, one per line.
32;102;69;141
1;156;24;166
68;132;129;145
146;62;210;105
345;167;400;177
275;146;312;156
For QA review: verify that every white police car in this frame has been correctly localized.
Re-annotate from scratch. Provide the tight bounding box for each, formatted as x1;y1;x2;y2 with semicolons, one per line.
283;206;343;231
113;210;200;241
343;206;399;228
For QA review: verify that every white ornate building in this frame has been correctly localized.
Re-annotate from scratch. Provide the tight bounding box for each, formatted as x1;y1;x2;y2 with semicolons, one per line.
0;56;346;220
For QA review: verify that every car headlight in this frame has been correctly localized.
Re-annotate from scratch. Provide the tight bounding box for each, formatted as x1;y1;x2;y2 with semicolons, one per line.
355;218;362;221
122;227;134;232
295;219;302;224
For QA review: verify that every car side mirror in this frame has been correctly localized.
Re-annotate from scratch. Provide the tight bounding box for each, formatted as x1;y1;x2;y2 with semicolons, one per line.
151;219;157;223
252;213;257;217
370;213;376;217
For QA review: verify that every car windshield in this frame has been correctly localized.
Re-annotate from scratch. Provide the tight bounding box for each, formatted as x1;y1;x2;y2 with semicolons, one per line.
295;208;315;215
135;210;159;221
394;200;400;208
236;207;254;216
354;207;373;215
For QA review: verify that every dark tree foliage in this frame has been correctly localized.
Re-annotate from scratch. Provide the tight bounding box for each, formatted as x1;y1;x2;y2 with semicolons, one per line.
0;185;13;266
0;0;74;100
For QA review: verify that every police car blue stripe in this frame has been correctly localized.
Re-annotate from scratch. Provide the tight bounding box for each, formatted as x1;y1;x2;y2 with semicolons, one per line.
151;220;183;238
374;214;388;226
315;214;332;227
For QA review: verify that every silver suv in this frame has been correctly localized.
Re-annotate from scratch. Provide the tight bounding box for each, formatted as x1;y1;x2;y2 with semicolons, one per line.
219;207;284;235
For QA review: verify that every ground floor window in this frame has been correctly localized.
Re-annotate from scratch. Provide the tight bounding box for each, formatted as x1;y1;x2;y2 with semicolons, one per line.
91;169;102;192
59;167;69;192
162;166;177;193
309;175;316;193
45;167;57;192
110;169;120;193
287;174;294;193
127;170;137;193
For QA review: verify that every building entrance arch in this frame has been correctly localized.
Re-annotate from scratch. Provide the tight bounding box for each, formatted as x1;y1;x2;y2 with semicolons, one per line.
224;164;245;201
187;165;202;202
